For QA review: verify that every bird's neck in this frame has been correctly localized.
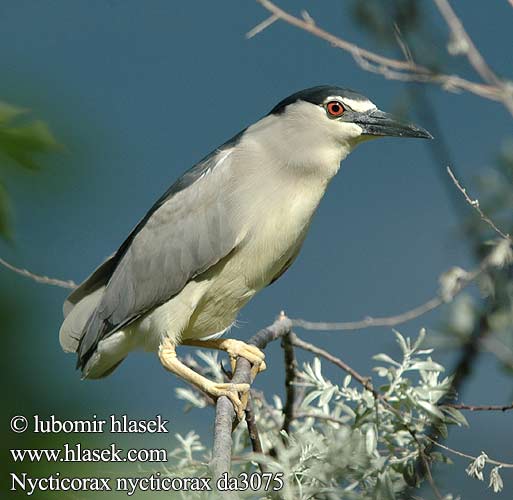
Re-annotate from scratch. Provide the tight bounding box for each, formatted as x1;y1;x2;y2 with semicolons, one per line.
241;116;349;184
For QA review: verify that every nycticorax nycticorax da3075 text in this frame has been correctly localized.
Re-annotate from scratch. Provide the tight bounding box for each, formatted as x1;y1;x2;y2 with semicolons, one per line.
60;86;432;418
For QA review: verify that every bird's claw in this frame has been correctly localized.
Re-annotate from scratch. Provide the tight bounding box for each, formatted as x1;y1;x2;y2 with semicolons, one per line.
224;340;266;381
205;382;251;420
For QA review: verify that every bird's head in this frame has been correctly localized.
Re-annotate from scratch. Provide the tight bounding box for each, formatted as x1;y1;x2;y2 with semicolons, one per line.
248;85;432;177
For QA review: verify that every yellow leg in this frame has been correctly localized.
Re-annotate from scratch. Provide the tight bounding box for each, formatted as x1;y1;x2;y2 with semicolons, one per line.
182;338;266;381
158;338;250;419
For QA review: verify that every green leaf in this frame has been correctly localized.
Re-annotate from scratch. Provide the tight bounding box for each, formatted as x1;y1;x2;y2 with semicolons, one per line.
407;360;445;372
393;330;409;355
441;406;469;427
417;400;445;420
412;328;426;351
365;426;377;455
0;101;27;124
0;120;59;170
0;101;60;171
373;353;401;366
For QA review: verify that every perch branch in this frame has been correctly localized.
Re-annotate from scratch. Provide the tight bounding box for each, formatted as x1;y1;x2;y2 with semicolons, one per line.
210;313;292;480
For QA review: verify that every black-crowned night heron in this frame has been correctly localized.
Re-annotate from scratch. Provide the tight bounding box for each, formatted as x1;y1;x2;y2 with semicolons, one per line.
60;86;431;417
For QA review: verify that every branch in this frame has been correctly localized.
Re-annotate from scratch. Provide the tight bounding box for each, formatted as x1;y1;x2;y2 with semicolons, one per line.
243;397;266;473
290;333;377;397
432;0;501;87
291;296;442;331
0;256;76;289
425;436;513;468
447;166;511;241
281;330;297;434
210;314;292;480
291;237;511;333
252;0;507;105
445;402;513;412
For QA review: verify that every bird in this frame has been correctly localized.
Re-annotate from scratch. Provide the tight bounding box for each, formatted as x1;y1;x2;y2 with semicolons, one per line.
59;85;431;418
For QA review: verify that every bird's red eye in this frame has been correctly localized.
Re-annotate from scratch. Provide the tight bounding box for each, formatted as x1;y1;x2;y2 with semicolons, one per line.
326;101;345;117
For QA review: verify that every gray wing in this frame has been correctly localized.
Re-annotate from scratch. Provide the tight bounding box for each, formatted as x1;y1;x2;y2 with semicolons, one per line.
76;141;243;368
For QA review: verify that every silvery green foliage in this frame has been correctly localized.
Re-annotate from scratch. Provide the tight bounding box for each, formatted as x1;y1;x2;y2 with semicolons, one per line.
169;329;501;499
465;453;505;494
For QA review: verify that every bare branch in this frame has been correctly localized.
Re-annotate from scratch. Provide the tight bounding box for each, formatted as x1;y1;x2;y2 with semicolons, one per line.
393;23;414;65
433;0;501;86
290;333;377;396
447;166;511;241
244;397;266;473
0;256;76;289
246;14;278;39
281;330;297;434
445;402;513;412
425;436;513;468
291;239;508;333
291;296;442;332
418;445;444;500
253;0;506;104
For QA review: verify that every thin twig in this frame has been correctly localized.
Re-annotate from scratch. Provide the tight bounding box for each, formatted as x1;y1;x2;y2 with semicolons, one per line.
291;296;442;331
291;241;505;332
445;402;513;412
418;444;444;500
253;0;505;104
432;0;501;87
447;166;511;240
0;256;76;289
290;333;377;397
244;397;266;473
425;436;513;468
393;23;414;65
281;330;297;434
246;14;278;39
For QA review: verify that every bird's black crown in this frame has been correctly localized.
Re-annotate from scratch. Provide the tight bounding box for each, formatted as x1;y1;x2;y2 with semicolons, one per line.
269;85;369;115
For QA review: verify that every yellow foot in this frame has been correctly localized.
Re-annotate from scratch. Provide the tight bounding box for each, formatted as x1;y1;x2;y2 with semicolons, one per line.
158;338;251;419
222;339;266;381
203;381;250;419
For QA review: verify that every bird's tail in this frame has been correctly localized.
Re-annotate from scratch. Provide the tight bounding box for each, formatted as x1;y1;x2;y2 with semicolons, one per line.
59;255;128;378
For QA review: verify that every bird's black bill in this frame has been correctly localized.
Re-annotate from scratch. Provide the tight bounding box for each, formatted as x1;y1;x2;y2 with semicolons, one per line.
355;110;433;139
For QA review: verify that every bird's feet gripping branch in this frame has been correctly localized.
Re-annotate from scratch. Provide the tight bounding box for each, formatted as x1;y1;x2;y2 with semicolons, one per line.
158;338;266;419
